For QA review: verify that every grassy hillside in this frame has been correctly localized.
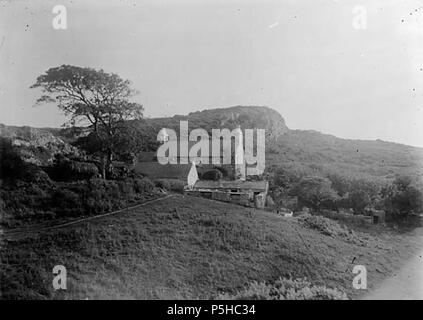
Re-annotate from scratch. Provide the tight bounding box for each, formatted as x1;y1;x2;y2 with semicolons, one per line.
109;106;423;181
267;129;423;182
1;195;422;300
2;106;422;182
137;106;423;182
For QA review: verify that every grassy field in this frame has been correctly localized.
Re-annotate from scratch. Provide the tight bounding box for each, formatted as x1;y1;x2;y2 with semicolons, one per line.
1;195;422;300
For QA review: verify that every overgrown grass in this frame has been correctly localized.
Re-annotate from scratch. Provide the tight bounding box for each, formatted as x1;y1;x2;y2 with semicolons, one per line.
154;178;185;193
298;213;391;249
1;195;421;300
216;277;348;300
0;177;156;227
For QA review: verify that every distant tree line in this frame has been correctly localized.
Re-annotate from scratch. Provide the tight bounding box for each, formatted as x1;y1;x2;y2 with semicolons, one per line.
271;167;423;222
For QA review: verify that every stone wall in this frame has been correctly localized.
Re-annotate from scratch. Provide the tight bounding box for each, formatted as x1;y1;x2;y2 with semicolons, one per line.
184;189;262;208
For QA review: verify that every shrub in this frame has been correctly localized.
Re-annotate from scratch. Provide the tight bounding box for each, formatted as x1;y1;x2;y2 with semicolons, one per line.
49;154;99;181
84;178;115;213
290;176;339;210
117;180;135;200
0;137;51;185
68;160;99;179
1;176;158;225
298;213;368;246
153;179;185;192
217;277;348;300
51;189;82;217
273;168;295;189
24;165;52;186
381;175;423;221
0;137;26;179
166;179;185;193
133;177;154;194
154;179;171;191
0;182;54;222
319;209;372;228
348;190;371;214
202;169;223;181
299;213;343;237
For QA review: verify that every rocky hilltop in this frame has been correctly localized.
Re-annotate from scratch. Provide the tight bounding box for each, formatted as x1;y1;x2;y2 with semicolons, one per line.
1;105;422;181
144;106;289;139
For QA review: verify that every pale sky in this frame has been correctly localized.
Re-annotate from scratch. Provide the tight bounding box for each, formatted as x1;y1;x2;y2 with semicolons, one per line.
1;0;423;147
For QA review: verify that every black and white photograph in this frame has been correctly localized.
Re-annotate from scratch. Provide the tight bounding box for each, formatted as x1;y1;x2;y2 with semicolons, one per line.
0;0;423;307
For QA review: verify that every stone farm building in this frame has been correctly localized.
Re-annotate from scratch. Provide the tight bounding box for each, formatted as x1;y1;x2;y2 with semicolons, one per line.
132;127;269;209
185;180;268;209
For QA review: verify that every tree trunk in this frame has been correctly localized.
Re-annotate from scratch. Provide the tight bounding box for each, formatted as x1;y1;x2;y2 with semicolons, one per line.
100;154;107;179
106;149;113;179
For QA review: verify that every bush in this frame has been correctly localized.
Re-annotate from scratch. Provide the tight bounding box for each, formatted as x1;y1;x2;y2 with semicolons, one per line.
202;169;223;181
273;168;297;189
0;137;26;179
217;277;348;300
51;189;82;217
83;178;156;214
24;165;52;186
153;179;185;192
319;209;372;228
167;179;185;192
0;137;52;185
348;190;371;215
49;154;99;181
0;182;55;223
381;175;423;221
298;213;368;246
133;177;154;193
290;176;339;210
1;175;158;225
154;179;171;191
299;213;344;237
117;179;136;201
84;178;115;213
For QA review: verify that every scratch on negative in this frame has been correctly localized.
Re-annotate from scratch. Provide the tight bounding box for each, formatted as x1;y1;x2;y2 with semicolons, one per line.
0;36;5;52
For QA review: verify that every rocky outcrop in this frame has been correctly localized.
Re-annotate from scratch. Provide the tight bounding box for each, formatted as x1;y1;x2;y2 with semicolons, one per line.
0;124;79;165
145;105;289;141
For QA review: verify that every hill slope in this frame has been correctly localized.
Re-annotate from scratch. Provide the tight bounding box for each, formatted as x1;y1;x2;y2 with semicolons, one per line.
142;106;423;180
1;195;422;299
267;129;423;181
1;106;422;180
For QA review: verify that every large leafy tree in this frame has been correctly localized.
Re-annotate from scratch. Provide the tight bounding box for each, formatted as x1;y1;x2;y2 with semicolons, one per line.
31;65;144;178
290;176;339;210
348;189;371;214
381;175;423;220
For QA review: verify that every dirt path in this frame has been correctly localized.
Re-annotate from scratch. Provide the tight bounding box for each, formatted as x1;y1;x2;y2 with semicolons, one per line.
364;228;423;300
1;195;174;241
